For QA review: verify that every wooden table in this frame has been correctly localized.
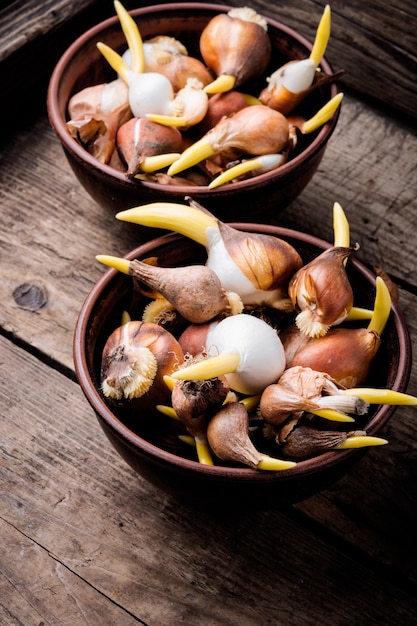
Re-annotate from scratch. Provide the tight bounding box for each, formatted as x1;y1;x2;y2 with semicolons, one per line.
1;1;417;624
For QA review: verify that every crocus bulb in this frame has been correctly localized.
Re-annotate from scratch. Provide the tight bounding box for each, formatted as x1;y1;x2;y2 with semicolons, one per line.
288;246;357;338
100;320;184;414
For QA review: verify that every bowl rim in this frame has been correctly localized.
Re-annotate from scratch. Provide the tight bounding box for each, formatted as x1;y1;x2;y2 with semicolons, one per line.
73;223;412;480
47;2;340;197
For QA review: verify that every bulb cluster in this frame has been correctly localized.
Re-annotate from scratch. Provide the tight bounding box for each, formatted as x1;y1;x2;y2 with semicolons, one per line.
66;2;343;187
97;199;417;470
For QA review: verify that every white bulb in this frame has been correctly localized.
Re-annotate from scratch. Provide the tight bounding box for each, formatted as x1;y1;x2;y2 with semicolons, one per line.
127;71;173;117
206;314;286;394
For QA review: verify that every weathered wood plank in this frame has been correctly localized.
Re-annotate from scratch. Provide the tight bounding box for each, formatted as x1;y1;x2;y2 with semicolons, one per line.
2;335;417;625
0;522;140;626
0;0;99;61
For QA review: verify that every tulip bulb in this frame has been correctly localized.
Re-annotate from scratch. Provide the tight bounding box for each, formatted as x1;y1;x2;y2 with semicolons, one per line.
259;5;332;114
116;200;303;309
66;79;131;164
288;276;391;387
288;245;357;338
97;42;174;117
136;36;213;91
200;7;271;94
206;401;296;470
260;366;369;426
96;255;243;324
116;117;183;177
273;424;387;460
167;105;290;176
146;78;209;128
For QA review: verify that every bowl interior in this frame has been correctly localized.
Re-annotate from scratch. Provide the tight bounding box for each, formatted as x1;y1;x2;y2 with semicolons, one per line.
48;3;340;216
74;224;412;489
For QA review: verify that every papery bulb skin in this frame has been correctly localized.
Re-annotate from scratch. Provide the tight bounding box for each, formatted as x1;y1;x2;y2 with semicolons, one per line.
100;321;184;416
259;59;317;115
260;383;317;426
205;221;302;308
289;246;356;338
278;425;367;460
135;37;213;91
66;79;131;164
207;401;263;468
279;324;311;367
200;8;271;87
178;322;218;357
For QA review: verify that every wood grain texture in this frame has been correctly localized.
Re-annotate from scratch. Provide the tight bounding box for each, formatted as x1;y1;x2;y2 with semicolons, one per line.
1;2;417;623
2;335;417;625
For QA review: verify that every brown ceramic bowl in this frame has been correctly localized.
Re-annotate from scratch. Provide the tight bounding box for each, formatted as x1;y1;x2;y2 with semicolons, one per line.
48;2;340;221
73;224;412;509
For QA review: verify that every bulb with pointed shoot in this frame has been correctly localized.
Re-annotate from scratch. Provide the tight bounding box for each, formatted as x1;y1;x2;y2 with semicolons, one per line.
116;200;303;309
288;276;392;387
260;366;369;427
266;422;388;461
259;5;337;114
134;35;213;91
171;314;286;396
97;2;175;118
200;7;271;94
96;255;243;323
207;401;296;470
167;94;343;183
146;78;209;129
116;116;183;177
172;374;230;465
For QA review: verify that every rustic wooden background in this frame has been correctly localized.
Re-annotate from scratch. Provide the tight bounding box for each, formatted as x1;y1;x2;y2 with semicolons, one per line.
1;1;417;624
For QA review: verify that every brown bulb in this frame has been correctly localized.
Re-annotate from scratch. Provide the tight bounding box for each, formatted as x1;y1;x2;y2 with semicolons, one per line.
200;8;271;87
288;327;381;388
100;321;184;415
116;117;183;177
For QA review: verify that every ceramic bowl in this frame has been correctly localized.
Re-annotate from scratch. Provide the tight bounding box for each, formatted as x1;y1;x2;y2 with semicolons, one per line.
48;2;340;222
73;224;412;509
